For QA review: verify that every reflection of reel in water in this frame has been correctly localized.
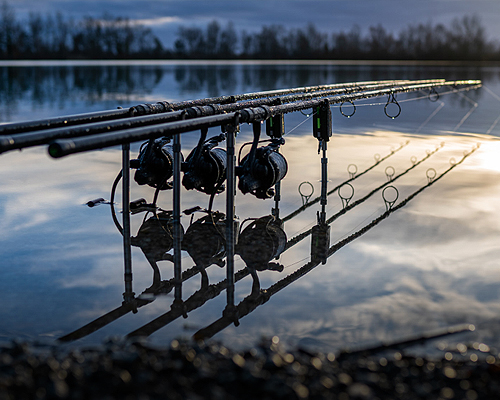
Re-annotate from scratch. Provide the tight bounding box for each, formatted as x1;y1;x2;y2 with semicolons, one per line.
236;216;286;271
182;212;227;268
131;212;180;261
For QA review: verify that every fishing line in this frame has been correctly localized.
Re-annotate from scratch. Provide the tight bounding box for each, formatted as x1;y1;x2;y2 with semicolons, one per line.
283;110;316;136
482;85;500;134
453;91;479;131
414;101;446;133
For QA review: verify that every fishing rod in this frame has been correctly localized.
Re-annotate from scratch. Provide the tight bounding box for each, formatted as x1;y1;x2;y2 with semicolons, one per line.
193;147;478;340
0;79;417;137
47;80;481;158
0;80;442;154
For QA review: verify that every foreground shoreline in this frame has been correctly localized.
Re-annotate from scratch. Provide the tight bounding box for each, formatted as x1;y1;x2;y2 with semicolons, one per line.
1;337;498;399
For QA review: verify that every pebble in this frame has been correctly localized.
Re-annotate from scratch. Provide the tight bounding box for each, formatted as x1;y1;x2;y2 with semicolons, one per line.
0;338;499;399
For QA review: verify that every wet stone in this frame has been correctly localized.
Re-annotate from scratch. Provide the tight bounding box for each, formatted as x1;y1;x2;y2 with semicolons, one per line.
0;338;500;399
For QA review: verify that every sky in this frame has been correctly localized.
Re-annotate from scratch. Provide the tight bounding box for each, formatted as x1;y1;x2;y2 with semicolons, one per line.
8;0;500;48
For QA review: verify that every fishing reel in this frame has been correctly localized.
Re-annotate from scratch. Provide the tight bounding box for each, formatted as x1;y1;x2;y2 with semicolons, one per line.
131;137;178;190
237;123;288;199
182;130;227;195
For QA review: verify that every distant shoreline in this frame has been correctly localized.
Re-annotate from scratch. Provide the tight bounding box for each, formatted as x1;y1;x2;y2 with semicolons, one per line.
1;59;500;67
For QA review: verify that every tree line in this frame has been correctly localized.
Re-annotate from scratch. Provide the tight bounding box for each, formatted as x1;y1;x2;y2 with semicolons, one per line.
0;0;497;61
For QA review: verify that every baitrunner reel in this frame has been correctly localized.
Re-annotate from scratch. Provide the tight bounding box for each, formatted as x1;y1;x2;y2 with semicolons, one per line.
131;137;178;190
237;123;288;199
182;129;227;195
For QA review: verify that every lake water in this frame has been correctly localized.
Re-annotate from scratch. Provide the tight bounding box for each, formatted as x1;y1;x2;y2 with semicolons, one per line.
1;61;500;356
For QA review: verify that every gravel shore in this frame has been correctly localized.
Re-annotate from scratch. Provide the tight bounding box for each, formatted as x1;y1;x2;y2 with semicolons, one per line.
0;337;499;399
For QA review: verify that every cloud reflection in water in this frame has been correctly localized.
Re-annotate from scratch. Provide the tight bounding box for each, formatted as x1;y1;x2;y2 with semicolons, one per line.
0;120;499;354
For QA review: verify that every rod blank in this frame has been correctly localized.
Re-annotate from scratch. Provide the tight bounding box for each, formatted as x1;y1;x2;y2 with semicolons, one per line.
47;80;481;158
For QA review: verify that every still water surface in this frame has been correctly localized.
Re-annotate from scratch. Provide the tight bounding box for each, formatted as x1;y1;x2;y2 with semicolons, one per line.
1;62;500;354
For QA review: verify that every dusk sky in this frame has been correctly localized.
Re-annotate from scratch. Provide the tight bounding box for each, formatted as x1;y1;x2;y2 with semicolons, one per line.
9;0;500;47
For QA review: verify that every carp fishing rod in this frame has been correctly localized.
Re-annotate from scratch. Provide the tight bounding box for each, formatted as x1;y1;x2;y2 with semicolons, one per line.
0;80;444;154
46;80;481;158
0;79;421;137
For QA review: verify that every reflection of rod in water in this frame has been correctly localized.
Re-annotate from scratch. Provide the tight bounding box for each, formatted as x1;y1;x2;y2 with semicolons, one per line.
58;262;214;342
127;268;251;338
285;144;442;250
338;324;475;359
193;148;476;340
281;141;409;222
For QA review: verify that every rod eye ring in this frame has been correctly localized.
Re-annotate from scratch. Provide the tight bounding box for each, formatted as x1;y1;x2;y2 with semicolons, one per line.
429;88;440;102
298;181;314;205
340;101;356;118
382;185;399;211
338;182;354;209
347;164;358;178
300;109;313;117
426;168;437;183
384;93;401;119
385;166;395;181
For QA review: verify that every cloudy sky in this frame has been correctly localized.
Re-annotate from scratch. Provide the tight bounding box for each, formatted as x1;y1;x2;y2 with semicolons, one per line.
8;0;500;47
